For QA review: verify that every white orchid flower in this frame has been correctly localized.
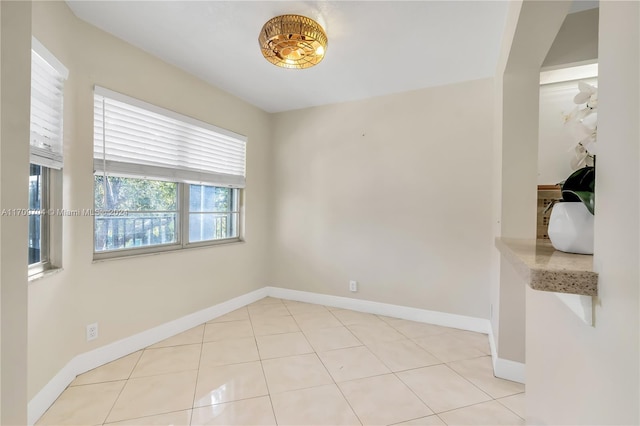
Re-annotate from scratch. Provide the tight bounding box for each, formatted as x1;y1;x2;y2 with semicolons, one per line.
564;81;598;170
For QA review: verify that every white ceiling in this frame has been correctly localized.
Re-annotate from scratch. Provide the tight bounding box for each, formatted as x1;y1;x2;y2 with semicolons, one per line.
66;1;511;113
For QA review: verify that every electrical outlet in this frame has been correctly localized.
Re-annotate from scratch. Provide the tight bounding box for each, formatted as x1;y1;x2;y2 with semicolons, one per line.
349;280;358;292
86;323;98;342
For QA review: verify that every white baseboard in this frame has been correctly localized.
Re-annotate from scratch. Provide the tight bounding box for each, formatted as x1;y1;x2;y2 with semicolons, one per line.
27;287;267;425
487;324;526;384
265;287;491;333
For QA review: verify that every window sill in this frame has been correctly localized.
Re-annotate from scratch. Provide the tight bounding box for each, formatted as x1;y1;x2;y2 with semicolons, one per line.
28;266;63;283
92;238;245;263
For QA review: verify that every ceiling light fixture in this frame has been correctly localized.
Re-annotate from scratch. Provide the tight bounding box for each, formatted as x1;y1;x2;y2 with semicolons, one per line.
258;14;328;69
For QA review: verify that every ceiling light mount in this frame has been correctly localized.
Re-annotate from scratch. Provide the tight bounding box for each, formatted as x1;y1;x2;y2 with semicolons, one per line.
259;14;327;69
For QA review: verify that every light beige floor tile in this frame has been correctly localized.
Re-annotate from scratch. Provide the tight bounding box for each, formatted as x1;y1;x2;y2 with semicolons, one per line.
208;308;249;323
338;374;433;425
271;384;360;426
262;353;333;394
193;361;268;407
284;300;329;315
366;339;442;372
318;346;390;382
250;297;284;306
393;415;446;425
105;409;192;425
130;344;201;378
331;309;385;326
200;337;259;367
447;356;524;398
397;365;491;413
256;331;313;359
292;311;342;331
71;351;142;386
303;326;362;352
248;303;290;318
37;381;125;426
447;329;491;355
438;400;525;425
106;371;197;423
252;315;300;336
191;396;276;426
497;392;526;419
148;325;205;349
413;333;485;363
386;319;457;338
203;320;253;342
347;323;406;345
324;305;342;311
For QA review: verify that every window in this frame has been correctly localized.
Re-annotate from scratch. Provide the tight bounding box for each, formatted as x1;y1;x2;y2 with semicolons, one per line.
29;164;48;265
188;185;239;243
93;87;246;258
29;39;67;273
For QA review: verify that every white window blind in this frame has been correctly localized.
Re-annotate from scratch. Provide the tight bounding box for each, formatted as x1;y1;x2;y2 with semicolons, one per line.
93;86;247;188
30;38;68;169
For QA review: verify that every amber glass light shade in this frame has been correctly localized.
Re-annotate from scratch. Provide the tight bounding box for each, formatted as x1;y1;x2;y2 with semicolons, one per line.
259;14;328;69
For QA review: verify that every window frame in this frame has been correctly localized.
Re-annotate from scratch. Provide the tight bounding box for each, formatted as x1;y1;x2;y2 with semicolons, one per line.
92;179;243;261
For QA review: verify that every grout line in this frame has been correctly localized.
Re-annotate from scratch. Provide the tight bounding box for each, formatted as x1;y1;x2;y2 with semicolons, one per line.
247;300;279;425
494;392;526;420
189;321;206;412
100;349;146;424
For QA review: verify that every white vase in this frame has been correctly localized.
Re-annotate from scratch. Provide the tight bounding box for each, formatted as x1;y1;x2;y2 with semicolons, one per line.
548;202;594;254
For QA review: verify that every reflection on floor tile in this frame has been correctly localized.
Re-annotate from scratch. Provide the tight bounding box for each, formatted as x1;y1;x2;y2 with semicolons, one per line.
194;361;268;407
191;396;276;426
38;297;526;426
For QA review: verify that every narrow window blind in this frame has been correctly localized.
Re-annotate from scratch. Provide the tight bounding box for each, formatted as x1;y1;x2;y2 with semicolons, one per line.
30;39;68;169
93;86;247;188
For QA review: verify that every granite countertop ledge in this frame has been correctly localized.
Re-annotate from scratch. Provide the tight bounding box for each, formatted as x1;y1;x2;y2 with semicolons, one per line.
495;238;598;296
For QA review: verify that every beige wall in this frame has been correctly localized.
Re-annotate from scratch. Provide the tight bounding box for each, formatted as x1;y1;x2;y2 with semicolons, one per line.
543;8;599;69
1;2;31;423
527;1;639;423
28;1;272;399
270;79;495;319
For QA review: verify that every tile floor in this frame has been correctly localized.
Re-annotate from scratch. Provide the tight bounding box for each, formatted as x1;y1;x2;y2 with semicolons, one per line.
37;297;525;426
